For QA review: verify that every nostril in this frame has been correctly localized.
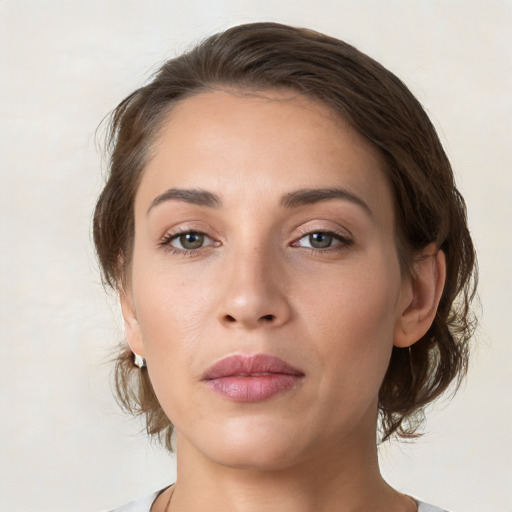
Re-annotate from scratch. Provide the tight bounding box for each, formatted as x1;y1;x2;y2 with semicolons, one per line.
222;313;276;324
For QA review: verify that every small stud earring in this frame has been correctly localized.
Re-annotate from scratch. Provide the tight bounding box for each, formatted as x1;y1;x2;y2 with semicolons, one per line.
133;353;146;368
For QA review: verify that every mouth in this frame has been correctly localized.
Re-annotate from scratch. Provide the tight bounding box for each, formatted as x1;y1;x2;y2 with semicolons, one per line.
202;353;305;403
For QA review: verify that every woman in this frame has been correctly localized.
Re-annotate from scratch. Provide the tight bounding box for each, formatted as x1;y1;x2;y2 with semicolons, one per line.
94;22;477;512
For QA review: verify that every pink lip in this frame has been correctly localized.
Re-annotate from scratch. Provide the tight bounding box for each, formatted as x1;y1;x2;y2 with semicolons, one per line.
202;354;304;402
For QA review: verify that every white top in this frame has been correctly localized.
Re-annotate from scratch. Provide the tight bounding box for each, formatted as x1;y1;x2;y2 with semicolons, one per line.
108;489;449;512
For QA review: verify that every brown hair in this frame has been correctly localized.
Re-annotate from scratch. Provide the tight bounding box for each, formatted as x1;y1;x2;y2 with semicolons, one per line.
93;22;477;449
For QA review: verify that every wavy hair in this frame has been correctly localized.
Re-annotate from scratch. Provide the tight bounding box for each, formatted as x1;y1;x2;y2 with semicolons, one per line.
93;22;477;449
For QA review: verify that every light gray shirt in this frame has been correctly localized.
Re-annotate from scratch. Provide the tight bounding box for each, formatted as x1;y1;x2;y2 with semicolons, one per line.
108;489;449;512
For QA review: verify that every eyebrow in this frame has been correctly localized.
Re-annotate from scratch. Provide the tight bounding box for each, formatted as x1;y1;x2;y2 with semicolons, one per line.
281;187;372;216
147;186;372;216
147;188;221;214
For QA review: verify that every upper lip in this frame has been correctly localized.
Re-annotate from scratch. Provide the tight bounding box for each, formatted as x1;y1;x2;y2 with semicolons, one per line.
202;353;304;380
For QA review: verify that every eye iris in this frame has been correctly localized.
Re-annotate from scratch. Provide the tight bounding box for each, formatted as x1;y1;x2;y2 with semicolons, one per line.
309;232;332;248
180;232;204;249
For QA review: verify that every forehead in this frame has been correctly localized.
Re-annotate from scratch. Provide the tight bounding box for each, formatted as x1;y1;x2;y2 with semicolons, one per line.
136;88;392;221
156;88;378;162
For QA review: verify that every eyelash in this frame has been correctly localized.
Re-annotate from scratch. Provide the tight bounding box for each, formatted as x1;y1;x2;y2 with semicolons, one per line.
158;228;216;256
292;229;353;254
158;228;353;256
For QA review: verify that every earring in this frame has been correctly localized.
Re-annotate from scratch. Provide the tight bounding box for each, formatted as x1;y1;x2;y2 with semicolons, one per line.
134;353;146;368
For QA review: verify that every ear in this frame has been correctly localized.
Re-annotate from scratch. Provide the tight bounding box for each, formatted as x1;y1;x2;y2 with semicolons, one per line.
119;288;145;357
394;244;446;348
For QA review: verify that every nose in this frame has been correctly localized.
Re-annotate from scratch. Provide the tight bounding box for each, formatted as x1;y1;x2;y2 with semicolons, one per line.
216;246;292;330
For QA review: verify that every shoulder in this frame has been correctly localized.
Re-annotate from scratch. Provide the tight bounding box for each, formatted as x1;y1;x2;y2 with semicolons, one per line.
416;500;450;512
106;490;161;512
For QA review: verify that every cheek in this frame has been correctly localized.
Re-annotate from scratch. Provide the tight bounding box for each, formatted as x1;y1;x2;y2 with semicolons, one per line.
301;256;401;389
134;275;209;357
129;252;223;402
132;274;208;425
130;259;188;361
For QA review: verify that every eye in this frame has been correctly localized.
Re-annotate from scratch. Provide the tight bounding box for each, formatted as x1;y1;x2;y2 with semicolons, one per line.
163;231;215;251
303;232;336;249
293;231;351;250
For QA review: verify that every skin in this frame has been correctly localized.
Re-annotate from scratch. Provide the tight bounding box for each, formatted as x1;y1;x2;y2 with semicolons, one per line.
121;89;446;512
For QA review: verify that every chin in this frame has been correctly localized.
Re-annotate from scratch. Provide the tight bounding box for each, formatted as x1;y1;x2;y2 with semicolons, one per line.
209;442;302;472
189;417;311;472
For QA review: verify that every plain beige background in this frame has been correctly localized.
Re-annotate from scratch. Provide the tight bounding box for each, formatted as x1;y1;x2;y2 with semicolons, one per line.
0;1;510;511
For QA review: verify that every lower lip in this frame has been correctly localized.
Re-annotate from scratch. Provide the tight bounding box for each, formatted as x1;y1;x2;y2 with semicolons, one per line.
205;374;303;402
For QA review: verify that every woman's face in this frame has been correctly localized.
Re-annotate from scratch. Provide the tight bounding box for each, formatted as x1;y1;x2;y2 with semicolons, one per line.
122;89;412;470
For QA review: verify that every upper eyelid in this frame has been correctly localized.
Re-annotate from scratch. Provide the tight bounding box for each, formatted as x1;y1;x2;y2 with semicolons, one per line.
294;224;353;240
295;231;352;243
161;228;212;241
159;223;217;240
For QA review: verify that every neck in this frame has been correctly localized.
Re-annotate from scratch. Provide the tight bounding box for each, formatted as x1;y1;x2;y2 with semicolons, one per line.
162;415;414;512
